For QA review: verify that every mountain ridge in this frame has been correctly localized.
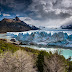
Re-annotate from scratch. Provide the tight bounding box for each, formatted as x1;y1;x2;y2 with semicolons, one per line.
61;23;72;29
0;17;39;33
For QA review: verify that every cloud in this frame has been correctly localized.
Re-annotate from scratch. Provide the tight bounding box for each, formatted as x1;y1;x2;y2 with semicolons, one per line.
0;0;32;13
19;16;72;28
16;14;20;16
19;17;40;26
0;12;1;15
3;13;11;16
28;0;72;19
0;0;72;20
60;16;72;26
19;16;64;28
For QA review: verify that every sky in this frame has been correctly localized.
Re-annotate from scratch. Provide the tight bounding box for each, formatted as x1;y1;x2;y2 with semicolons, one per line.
0;0;72;28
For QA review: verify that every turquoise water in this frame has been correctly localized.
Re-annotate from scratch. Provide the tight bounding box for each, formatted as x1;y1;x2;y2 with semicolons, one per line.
20;45;72;60
61;49;72;59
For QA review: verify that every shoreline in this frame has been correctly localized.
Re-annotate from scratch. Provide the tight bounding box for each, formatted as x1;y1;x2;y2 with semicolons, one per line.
0;38;72;50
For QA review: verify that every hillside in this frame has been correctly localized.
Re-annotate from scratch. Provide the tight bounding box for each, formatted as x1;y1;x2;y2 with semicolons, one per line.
0;17;39;33
0;39;72;72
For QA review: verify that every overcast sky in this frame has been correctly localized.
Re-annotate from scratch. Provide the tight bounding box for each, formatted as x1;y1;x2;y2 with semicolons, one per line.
0;0;72;28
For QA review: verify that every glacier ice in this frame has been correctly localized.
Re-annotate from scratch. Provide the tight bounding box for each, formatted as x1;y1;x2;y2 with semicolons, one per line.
7;30;72;47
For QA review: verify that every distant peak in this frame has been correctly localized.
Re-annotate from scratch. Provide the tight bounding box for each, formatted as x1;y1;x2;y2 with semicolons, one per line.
15;16;21;21
15;16;19;19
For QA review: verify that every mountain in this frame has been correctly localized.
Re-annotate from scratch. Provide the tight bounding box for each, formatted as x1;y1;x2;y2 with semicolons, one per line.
61;24;72;29
0;17;39;33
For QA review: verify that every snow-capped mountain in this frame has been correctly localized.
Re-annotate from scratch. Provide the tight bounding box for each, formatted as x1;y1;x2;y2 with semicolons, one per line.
61;23;72;29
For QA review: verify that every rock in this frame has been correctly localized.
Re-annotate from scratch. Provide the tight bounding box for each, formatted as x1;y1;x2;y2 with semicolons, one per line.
10;39;16;42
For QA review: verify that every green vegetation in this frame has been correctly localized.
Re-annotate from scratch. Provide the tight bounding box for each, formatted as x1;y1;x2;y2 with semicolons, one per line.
36;51;51;72
0;39;72;72
0;40;19;53
37;51;45;72
20;47;40;55
36;50;72;72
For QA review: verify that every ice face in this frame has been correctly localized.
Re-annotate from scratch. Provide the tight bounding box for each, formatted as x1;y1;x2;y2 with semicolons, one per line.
7;30;72;47
68;35;72;41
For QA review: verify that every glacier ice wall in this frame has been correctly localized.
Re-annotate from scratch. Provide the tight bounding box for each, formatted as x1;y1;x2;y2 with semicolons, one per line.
7;30;72;47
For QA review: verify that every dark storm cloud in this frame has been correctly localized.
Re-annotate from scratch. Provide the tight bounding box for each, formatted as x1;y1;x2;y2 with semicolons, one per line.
28;0;72;19
0;3;13;13
0;0;72;20
0;0;32;15
14;0;32;5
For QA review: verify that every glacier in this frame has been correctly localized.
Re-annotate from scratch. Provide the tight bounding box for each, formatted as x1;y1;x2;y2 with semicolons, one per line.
7;30;72;47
